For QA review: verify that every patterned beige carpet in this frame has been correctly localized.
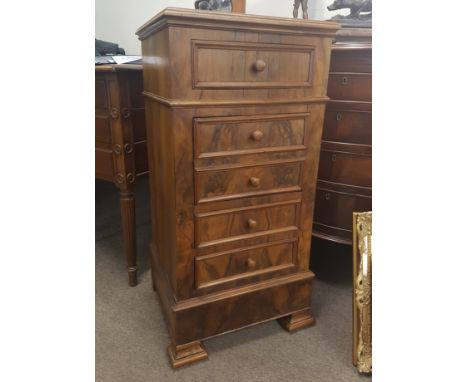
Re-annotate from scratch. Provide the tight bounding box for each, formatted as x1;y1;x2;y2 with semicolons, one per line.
95;179;371;382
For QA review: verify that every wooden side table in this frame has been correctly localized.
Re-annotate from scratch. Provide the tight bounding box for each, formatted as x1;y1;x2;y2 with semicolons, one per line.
95;64;148;286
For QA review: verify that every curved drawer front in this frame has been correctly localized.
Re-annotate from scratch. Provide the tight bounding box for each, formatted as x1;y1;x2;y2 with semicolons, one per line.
323;109;371;145
194;113;307;158
195;200;299;247
192;40;315;89
313;188;372;235
318;151;371;187
195;240;296;289
330;49;371;73
327;73;372;102
195;161;302;203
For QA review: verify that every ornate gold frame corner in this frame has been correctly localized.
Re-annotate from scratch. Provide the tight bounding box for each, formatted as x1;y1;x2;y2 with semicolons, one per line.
352;211;372;373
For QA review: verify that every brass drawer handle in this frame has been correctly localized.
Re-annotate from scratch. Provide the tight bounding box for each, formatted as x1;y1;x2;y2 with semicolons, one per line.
110;107;119;119
121;107;130;119
254;59;266;72
341;76;348;85
127;173;135;183
325;192;331;201
124;143;133;154
246;258;256;269
336;113;342;121
331;153;337;161
250;130;264;141
247;219;257;228
249;177;260;187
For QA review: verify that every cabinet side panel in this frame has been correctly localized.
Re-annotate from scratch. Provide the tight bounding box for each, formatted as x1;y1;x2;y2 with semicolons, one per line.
145;100;177;292
172;109;197;300
141;28;172;100
298;103;326;270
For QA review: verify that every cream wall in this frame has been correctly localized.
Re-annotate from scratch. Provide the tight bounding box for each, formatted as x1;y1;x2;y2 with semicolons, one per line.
95;0;337;55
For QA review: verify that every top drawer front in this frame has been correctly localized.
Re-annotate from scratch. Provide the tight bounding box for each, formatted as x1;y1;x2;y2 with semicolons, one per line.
327;73;372;102
195;113;307;159
330;48;372;73
95;78;109;109
192;40;315;89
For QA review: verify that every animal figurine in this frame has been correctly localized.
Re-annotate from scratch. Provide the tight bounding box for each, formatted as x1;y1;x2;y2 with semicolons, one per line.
194;0;232;11
327;0;372;19
293;0;309;19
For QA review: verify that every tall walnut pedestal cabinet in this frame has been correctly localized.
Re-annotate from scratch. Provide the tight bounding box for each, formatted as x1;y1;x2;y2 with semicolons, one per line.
312;29;372;244
136;8;340;368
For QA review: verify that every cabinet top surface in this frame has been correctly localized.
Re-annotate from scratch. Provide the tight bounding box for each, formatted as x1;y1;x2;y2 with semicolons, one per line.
95;64;142;73
136;7;340;40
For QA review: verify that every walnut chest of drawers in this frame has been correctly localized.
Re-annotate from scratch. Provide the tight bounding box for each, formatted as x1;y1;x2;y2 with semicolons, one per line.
136;8;339;368
313;38;372;244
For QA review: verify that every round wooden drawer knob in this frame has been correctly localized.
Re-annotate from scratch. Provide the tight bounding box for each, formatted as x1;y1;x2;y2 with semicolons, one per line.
247;218;257;228
249;177;260;187
246;258;256;269
251;130;264;141
254;59;266;72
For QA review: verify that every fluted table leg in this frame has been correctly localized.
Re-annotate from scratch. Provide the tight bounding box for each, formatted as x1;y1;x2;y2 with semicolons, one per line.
120;190;137;286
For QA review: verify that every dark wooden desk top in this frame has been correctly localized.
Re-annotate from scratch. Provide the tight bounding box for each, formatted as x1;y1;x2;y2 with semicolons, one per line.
95;64;143;73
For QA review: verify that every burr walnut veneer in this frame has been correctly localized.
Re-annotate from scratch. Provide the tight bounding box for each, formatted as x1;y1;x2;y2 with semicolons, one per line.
95;65;148;286
136;8;339;368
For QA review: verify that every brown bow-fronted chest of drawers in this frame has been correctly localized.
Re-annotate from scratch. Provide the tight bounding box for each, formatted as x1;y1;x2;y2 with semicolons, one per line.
313;38;372;244
136;8;339;368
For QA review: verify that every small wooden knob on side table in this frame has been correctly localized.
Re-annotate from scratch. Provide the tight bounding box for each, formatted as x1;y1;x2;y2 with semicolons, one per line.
251;130;264;141
249;177;260;187
246;258;256;269
247;218;257;228
253;59;266;72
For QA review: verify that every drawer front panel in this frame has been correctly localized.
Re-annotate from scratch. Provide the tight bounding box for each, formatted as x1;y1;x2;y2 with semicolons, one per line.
327;73;372;102
192;40;314;89
195;114;307;158
95;149;114;181
323;109;371;145
318;151;371;187
95;116;112;144
195;201;299;247
95;79;108;109
330;49;372;73
196;162;302;203
195;240;296;288
313;189;371;233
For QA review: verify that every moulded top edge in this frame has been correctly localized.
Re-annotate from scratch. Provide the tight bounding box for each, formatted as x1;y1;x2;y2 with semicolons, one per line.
136;7;341;40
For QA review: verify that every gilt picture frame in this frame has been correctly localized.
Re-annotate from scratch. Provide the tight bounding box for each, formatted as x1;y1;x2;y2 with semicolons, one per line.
352;211;372;373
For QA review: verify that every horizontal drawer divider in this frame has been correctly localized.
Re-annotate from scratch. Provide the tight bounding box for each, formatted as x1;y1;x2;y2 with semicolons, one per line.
196;237;298;261
329;72;372;76
326;100;372;111
142;91;330;108
195;157;305;172
197;264;295;290
313;221;352;233
196;226;298;249
198;145;307;159
195;199;301;218
320;141;372;156
198;186;302;204
317;179;371;196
